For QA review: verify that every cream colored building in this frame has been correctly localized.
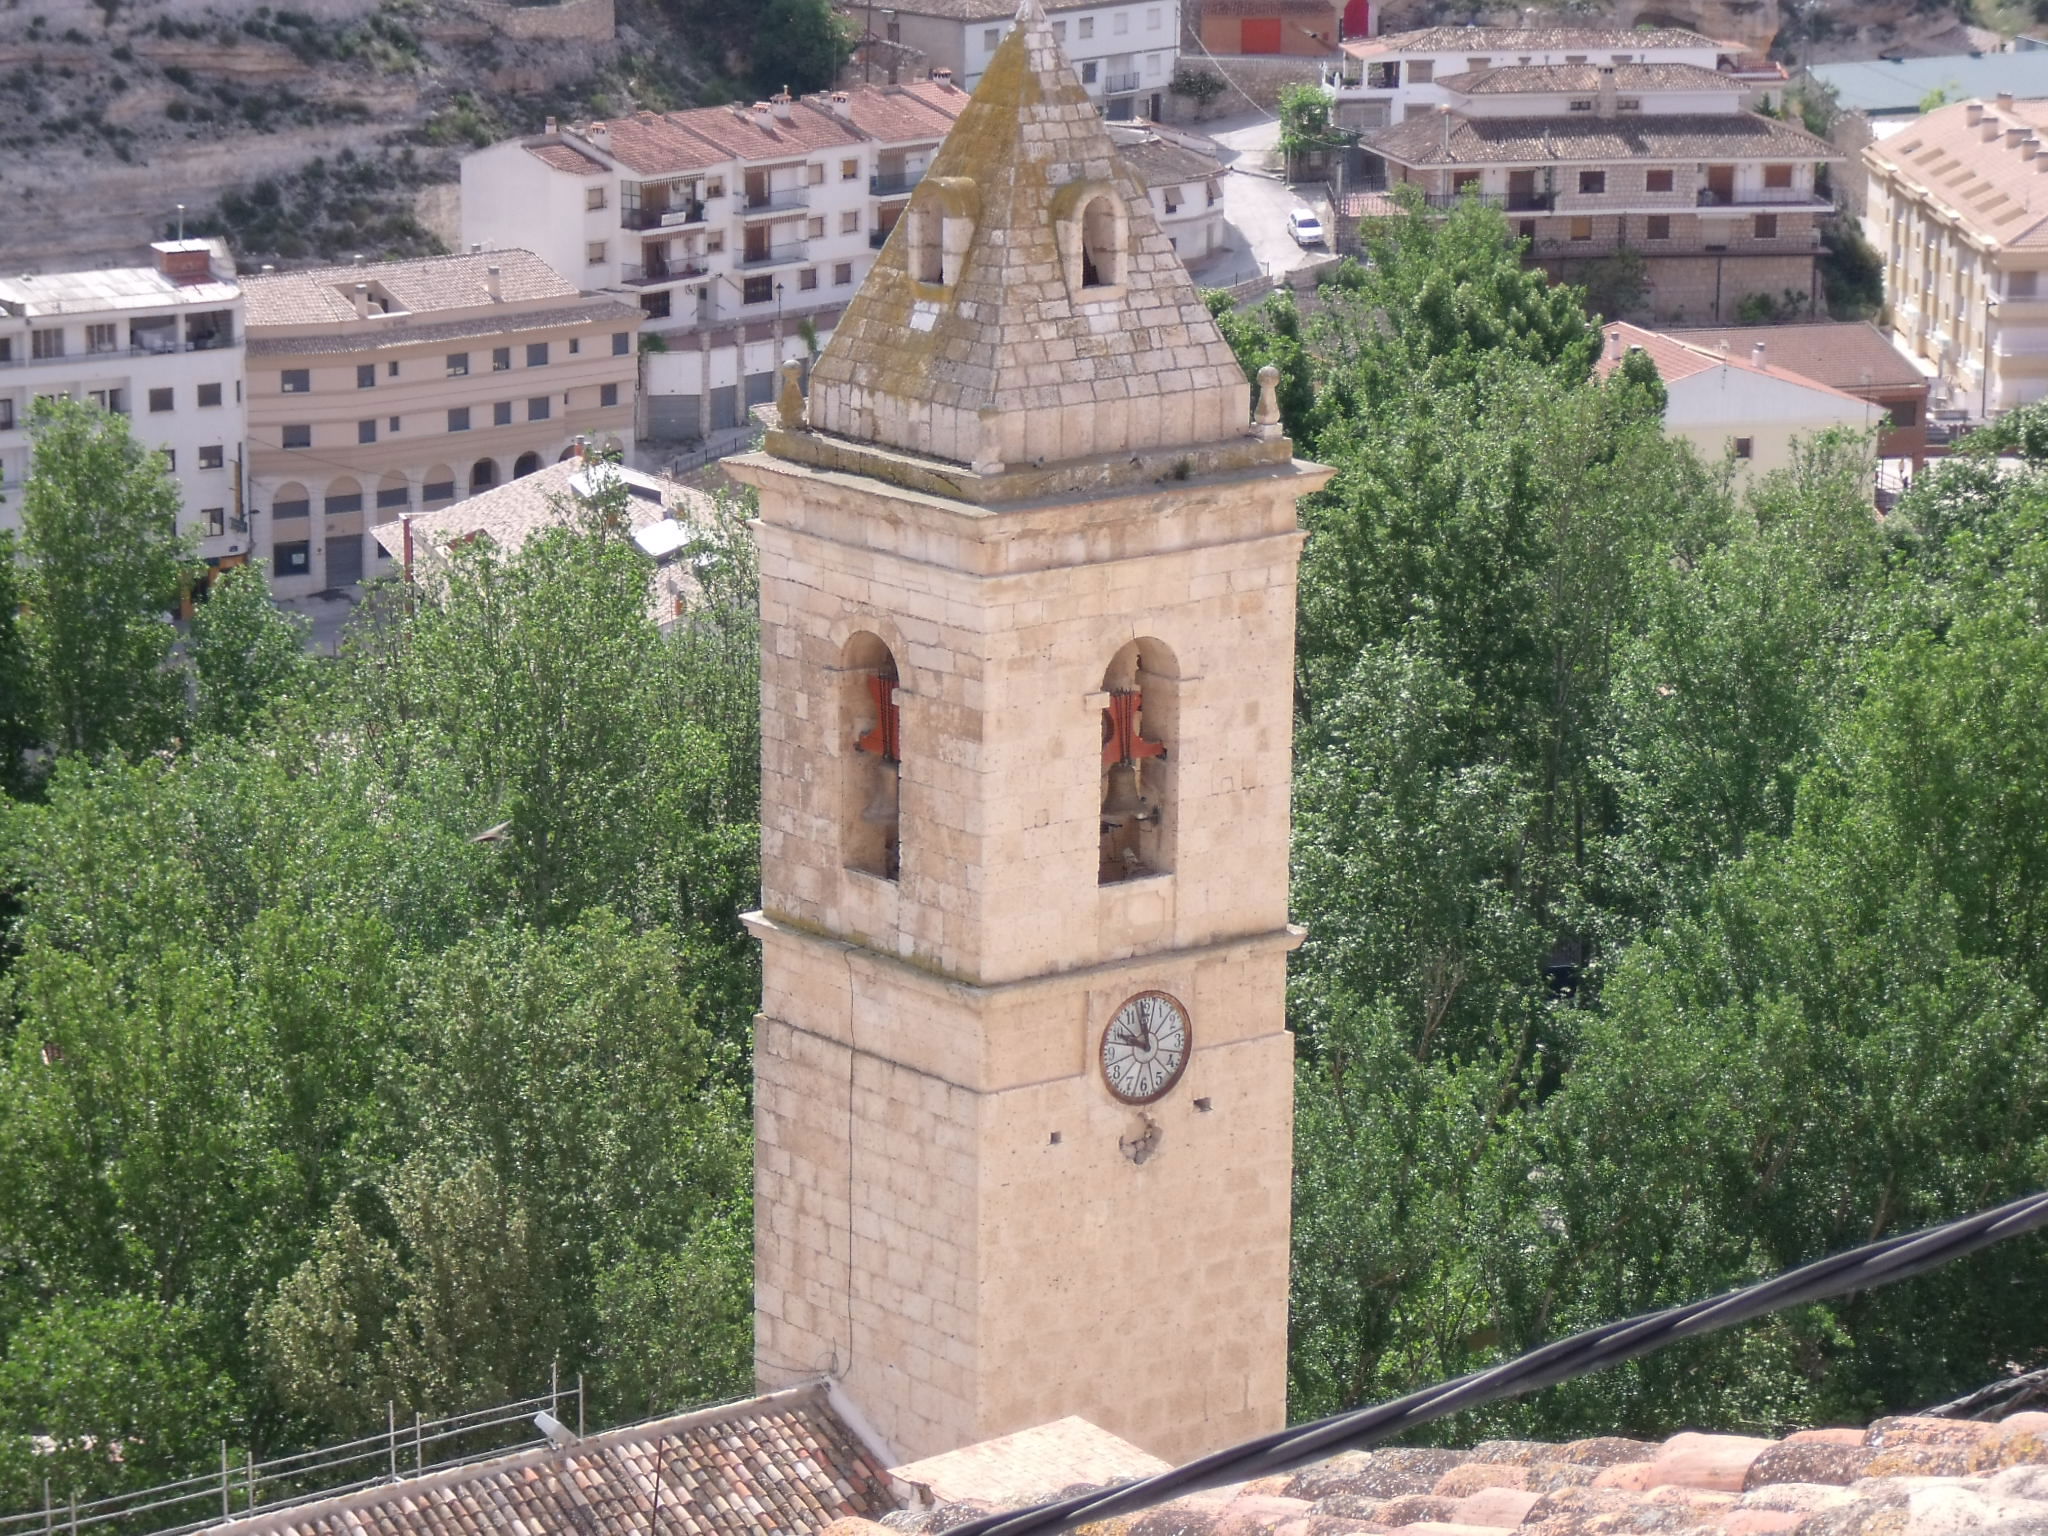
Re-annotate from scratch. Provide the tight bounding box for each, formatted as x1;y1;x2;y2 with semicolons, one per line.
729;0;1330;1468
1866;94;2048;418
1597;321;1881;484
242;250;639;595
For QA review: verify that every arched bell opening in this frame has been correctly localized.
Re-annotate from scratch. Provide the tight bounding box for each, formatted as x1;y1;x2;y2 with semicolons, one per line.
1099;637;1178;884
843;631;902;881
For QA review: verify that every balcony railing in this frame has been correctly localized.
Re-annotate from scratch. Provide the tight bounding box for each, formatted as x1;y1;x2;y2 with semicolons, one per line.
869;227;892;248
0;334;236;369
620;261;707;286
736;242;809;269
622;202;706;230
741;187;809;215
1104;71;1140;94
1415;190;1552;211
1696;186;1828;208
870;169;924;196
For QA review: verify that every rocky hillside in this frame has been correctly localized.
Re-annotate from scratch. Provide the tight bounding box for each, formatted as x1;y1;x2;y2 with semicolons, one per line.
0;0;720;271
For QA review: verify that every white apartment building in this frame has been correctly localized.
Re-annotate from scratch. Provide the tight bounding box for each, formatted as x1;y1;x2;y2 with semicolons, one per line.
462;81;967;442
875;0;1178;119
1867;94;2048;418
1325;24;1741;133
0;240;250;576
1108;124;1229;263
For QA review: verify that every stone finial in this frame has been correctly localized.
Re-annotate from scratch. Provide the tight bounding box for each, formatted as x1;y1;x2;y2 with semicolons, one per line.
1253;364;1283;439
777;355;807;430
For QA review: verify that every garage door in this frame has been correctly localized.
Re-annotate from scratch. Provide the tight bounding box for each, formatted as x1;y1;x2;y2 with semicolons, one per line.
326;533;363;588
647;392;701;442
1241;17;1282;51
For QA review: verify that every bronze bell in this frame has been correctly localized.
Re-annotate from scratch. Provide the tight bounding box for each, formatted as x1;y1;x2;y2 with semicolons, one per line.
862;759;901;825
1099;763;1147;827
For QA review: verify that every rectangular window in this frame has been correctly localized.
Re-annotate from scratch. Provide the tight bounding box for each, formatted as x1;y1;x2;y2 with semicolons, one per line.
1082;59;1098;83
601;382;620;407
0;400;13;430
1466;55;1489;69
807;215;826;239
587;241;608;264
389;415;401;432
800;267;819;290
706;231;724;253
1732;437;1754;460
377;483;410;509
612;331;631;355
448;352;470;377
148;387;174;412
204;506;225;537
325;488;362;514
198;444;224;469
570;337;581;355
1579;170;1606;195
1408;59;1432;82
1570;216;1593;242
586;185;608;210
1764;163;1793;189
357;363;376;388
276;540;311;576
842;157;859;179
1114;10;1127;30
273;492;310;518
494;400;513;426
2012;270;2039;297
493;347;512;372
1616;97;1641;111
197;382;223;407
1147;5;1160;24
1646;168;1674;193
835;262;854;285
1052;18;1066;37
282;368;309;393
282;424;312;448
528;396;551;422
743;274;774;304
526;342;549;367
422;478;455;503
807;161;825;186
86;323;117;353
31;329;63;360
358;419;377;444
842;210;861;233
448;407;471;432
1754;213;1778;239
1569;98;1594;111
388;361;398;377
1079;16;1093;36
984;26;999;47
160;449;176;472
1646;214;1671;240
1518;219;1536;241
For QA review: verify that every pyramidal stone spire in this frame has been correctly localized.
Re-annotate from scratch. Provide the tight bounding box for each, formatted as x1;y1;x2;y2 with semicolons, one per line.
802;0;1253;473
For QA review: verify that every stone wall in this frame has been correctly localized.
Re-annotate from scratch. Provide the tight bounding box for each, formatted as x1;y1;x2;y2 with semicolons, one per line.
454;0;615;40
1158;53;1323;122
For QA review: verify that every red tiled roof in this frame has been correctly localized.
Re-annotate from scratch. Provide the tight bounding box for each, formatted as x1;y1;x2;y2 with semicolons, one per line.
1343;24;1725;58
1435;62;1748;94
1663;322;1926;391
525;139;609;175
196;1385;896;1536
1596;319;1871;403
871;1411;2048;1536
1365;110;1839;168
815;82;965;142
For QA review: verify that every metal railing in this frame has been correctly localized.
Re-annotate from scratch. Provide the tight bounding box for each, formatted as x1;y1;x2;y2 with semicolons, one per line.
1696;186;1828;207
735;242;809;269
621;261;707;286
869;169;923;196
1104;72;1140;94
741;187;809;214
0;1378;583;1536
622;203;706;230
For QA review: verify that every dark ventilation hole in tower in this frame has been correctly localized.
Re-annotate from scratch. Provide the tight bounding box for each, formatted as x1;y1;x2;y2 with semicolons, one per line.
1099;637;1178;884
844;631;902;880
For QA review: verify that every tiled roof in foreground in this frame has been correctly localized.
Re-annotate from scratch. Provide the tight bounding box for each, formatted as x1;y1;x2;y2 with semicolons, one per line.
198;1383;896;1536
864;1411;2048;1536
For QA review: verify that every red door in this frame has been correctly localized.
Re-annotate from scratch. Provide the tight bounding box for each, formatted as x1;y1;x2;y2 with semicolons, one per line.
1342;0;1369;37
1241;17;1283;52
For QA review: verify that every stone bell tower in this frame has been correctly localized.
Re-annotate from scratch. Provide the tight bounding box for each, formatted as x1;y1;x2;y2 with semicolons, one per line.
724;0;1331;1467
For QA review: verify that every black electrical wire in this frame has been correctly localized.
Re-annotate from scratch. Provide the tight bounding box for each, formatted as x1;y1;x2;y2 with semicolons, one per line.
947;1188;2048;1536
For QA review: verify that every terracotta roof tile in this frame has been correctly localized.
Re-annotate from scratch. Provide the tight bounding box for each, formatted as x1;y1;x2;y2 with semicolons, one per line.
812;82;966;142
242;249;579;328
1365;110;1839;168
526;140;609;175
1864;98;2048;251
195;1385;891;1536
1344;24;1724;56
1662;322;1923;392
1435;62;1748;94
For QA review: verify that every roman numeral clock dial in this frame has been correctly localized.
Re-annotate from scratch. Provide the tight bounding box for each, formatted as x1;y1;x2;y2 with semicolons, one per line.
1100;991;1191;1105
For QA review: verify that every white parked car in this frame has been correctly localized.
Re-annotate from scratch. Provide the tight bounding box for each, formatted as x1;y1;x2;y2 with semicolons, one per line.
1288;209;1325;246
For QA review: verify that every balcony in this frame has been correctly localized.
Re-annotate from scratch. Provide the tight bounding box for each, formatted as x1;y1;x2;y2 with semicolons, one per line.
870;169;924;196
1696;186;1830;209
621;260;708;287
1416;190;1552;212
869;227;892;248
741;187;810;216
1104;71;1140;94
622;202;706;230
736;242;809;269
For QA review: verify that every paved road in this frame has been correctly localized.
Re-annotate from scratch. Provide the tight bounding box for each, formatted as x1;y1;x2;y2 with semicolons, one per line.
1179;111;1335;289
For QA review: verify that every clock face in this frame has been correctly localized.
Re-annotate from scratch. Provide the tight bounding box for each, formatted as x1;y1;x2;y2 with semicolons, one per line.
1100;991;1191;1105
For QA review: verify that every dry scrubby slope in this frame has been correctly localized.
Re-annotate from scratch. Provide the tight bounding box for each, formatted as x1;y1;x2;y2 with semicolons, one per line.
0;0;718;271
